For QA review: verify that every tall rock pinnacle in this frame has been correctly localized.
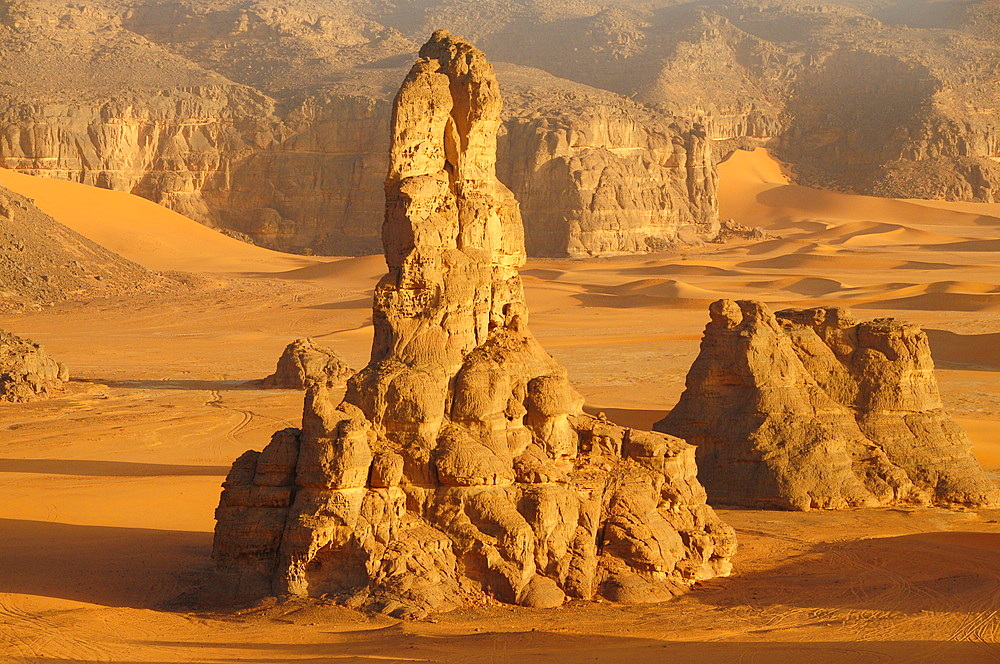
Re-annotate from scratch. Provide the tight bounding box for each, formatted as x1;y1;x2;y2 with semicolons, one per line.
212;31;735;618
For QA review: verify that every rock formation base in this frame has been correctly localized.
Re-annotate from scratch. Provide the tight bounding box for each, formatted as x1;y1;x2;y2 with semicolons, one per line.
212;31;735;617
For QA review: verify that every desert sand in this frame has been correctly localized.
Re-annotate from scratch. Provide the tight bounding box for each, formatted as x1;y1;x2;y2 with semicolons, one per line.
1;148;999;661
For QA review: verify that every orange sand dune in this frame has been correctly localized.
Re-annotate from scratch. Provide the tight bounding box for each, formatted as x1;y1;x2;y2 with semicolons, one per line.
720;149;1000;231
0;168;318;274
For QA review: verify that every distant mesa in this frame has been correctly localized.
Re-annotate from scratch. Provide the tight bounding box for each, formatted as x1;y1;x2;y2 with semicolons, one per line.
261;338;354;390
0;330;69;403
211;31;735;618
656;300;999;510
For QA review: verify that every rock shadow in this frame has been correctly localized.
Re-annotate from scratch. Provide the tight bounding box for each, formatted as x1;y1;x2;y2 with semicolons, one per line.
693;531;1000;615
0;458;229;477
127;632;998;664
0;518;212;609
76;379;254;391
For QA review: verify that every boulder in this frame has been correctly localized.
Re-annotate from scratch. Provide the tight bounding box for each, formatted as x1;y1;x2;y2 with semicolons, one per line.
262;338;353;390
0;330;69;402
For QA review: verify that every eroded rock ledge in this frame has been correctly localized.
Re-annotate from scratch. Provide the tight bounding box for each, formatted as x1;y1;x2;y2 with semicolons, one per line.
212;31;735;617
656;299;999;511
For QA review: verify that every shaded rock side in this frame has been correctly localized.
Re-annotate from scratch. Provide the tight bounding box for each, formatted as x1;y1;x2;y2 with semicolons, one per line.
655;300;997;510
262;338;354;390
0;330;69;402
777;306;1000;508
213;31;735;618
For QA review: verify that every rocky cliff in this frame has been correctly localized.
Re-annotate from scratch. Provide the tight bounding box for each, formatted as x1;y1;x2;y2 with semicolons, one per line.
656;300;998;510
212;33;735;616
4;0;997;253
0;0;721;257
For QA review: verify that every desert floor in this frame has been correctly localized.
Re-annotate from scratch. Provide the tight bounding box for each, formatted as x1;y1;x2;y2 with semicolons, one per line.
1;150;999;663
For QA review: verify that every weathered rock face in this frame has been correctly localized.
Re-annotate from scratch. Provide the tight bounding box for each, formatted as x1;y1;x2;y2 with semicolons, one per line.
213;32;735;617
777;306;1000;508
656;300;998;510
499;108;718;256
0;83;718;258
0;330;69;402
0;0;722;258
262;338;354;390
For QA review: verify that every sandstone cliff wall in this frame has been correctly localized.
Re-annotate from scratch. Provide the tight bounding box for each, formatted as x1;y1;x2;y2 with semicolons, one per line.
0;88;719;257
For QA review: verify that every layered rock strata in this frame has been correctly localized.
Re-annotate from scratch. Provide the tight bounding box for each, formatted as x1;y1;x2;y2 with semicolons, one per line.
656;300;998;510
212;32;735;617
0;330;69;402
262;338;354;390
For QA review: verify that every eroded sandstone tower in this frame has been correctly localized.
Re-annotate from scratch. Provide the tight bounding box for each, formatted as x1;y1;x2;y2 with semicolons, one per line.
656;300;998;510
212;31;735;617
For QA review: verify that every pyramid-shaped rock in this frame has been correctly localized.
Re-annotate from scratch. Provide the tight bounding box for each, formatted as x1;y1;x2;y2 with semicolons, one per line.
656;299;998;510
212;31;735;618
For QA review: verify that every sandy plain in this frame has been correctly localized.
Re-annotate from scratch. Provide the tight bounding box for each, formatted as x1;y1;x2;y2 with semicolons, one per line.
1;149;999;663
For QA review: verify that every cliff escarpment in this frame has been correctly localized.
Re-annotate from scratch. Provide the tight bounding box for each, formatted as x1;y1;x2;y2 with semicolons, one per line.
0;1;720;257
3;0;999;255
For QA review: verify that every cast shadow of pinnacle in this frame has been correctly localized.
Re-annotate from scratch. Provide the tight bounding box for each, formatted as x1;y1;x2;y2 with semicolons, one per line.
0;518;212;610
112;634;998;664
692;531;1000;616
4;517;998;624
0;458;229;477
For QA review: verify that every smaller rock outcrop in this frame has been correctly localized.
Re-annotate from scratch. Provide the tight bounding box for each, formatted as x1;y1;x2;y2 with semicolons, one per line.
656;300;998;510
261;338;353;390
711;220;775;243
0;330;69;402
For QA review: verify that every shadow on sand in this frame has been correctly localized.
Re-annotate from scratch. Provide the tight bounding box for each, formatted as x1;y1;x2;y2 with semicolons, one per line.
76;378;256;391
0;458;229;477
0;518;212;609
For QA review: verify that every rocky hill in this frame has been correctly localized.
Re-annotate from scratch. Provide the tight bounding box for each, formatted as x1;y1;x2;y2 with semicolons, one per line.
0;0;997;256
0;183;155;311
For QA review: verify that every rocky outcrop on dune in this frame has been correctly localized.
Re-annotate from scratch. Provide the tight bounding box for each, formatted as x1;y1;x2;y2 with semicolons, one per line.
212;32;735;616
656;300;998;510
262;338;353;390
0;330;69;402
0;184;155;312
